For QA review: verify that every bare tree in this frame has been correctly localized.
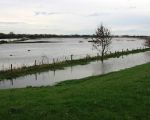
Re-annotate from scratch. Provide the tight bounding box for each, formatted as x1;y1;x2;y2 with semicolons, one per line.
144;38;150;48
92;24;112;62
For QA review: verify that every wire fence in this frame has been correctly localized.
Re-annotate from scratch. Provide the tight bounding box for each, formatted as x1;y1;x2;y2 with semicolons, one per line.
0;47;148;71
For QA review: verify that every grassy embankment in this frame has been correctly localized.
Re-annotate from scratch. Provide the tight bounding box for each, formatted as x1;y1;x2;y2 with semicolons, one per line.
0;62;150;120
0;48;150;80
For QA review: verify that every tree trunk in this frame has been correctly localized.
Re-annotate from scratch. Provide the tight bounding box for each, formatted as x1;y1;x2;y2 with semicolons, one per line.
101;51;104;63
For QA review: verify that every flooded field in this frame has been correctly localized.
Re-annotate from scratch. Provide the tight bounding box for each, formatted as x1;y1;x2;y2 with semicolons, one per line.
0;37;145;70
0;51;149;89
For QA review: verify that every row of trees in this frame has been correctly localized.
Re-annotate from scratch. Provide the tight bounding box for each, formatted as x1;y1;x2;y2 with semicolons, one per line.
0;33;93;39
0;32;148;40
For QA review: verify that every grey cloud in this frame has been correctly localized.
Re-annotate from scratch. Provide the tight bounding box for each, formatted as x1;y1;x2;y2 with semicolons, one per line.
87;12;110;17
128;6;136;9
34;11;62;16
113;6;137;10
34;11;86;17
0;22;27;25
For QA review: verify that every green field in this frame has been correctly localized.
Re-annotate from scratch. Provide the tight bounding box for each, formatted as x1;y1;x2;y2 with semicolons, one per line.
0;62;150;120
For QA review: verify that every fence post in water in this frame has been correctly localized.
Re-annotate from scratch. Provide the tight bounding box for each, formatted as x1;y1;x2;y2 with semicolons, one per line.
97;53;99;57
121;49;124;57
85;54;87;61
53;58;55;65
11;64;13;72
35;60;37;66
96;53;98;60
64;56;67;61
42;59;43;65
71;54;73;61
57;58;59;63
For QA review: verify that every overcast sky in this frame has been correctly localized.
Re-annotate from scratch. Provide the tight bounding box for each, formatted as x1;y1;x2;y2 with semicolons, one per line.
0;0;150;35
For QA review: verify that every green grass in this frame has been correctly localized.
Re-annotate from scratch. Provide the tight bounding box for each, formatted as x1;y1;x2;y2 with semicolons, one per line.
0;48;150;80
0;62;150;120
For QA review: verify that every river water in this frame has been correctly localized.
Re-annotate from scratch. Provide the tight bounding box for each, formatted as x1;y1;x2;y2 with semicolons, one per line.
0;37;145;70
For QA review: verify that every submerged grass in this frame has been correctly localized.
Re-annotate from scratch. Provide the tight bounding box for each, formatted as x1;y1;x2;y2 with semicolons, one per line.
0;62;150;120
0;48;150;80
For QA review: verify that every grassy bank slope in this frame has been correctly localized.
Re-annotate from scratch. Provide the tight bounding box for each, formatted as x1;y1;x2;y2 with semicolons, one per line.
0;62;150;120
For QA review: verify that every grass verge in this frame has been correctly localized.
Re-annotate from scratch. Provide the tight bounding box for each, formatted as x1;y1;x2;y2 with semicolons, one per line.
0;62;150;120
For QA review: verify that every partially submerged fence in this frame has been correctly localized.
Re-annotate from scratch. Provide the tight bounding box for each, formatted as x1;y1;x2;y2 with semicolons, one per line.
0;47;149;72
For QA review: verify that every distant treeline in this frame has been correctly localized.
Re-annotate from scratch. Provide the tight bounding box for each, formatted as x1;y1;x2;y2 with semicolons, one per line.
0;32;149;39
0;33;93;39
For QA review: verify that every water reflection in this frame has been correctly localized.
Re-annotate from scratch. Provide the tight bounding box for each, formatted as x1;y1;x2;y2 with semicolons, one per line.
0;51;149;89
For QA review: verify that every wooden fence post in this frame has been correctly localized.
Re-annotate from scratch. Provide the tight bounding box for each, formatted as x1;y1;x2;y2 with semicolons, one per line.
35;60;37;66
71;55;73;61
97;53;99;57
11;64;13;72
53;58;55;65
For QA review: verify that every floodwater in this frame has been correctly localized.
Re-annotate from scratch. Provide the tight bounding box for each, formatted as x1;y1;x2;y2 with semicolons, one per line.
0;37;145;70
0;51;149;89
